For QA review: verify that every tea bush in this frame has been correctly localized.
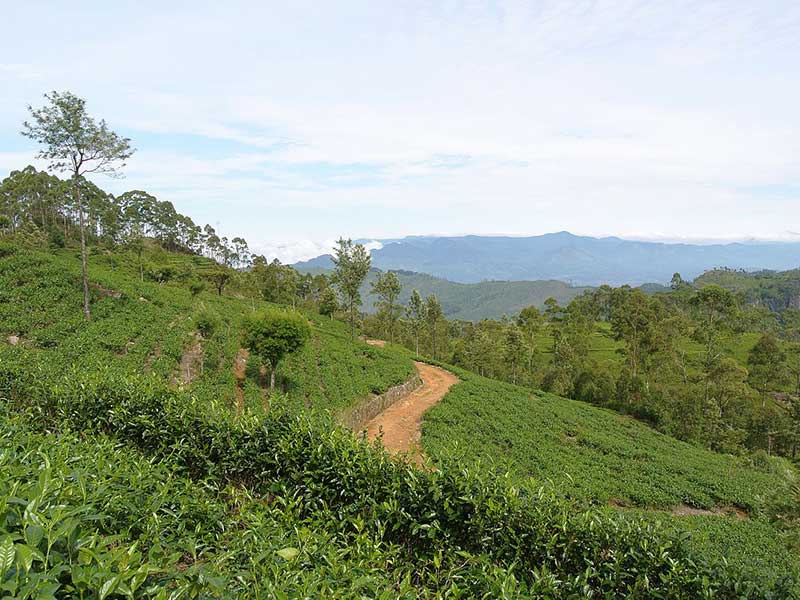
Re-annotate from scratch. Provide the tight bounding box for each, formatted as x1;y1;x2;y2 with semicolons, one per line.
1;352;795;597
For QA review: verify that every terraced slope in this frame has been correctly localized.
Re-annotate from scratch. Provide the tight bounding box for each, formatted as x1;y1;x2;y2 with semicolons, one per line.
420;363;800;586
1;243;798;596
0;246;415;416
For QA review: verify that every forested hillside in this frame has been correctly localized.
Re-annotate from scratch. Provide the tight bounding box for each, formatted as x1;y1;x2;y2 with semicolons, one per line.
366;275;800;461
3;241;799;597
2;103;799;596
295;260;592;320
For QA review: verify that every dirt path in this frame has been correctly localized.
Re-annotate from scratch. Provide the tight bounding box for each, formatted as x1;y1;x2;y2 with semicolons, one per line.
177;334;203;385
363;361;458;460
233;348;249;414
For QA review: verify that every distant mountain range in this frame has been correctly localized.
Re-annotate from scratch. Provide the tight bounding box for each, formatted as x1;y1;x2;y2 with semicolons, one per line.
295;232;800;286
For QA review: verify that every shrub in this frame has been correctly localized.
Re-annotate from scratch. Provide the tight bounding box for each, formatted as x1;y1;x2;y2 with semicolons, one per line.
0;353;792;597
188;279;205;297
242;309;310;390
194;308;220;338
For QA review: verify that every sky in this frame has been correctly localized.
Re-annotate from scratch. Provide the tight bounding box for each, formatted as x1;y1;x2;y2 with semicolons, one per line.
1;1;799;262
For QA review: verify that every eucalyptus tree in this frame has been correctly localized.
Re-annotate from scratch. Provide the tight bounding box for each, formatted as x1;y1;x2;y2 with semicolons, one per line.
516;305;544;373
406;289;425;356
22;91;134;320
371;271;402;342
504;324;527;384
424;294;444;360
331;238;371;338
690;285;739;408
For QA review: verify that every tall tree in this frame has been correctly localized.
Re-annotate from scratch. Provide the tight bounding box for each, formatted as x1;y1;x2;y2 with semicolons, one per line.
690;285;739;410
516;305;544;374
406;290;425;357
331;238;371;338
406;289;426;356
504;324;527;384
425;295;443;360
22;91;134;320
748;333;787;400
371;271;402;343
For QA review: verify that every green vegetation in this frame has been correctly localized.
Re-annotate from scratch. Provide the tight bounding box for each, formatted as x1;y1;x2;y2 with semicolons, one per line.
331;238;372;338
242;309;311;390
296;263;594;320
697;268;800;312
423;366;787;509
2;341;797;597
0;245;413;416
370;280;800;460
421;365;800;587
1;237;796;594
2;93;799;595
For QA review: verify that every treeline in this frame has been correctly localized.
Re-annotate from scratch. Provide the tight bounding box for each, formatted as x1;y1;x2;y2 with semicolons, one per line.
697;267;800;312
0;165;252;266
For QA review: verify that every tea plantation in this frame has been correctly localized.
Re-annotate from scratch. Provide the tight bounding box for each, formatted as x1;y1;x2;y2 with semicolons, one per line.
2;243;799;597
421;363;800;590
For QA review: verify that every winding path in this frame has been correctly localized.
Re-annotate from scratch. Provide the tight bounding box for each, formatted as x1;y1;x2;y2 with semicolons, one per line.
363;360;459;458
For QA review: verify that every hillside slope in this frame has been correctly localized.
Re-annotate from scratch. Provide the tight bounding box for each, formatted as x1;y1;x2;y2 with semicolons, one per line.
0;245;414;417
1;243;798;596
418;361;799;586
295;261;592;320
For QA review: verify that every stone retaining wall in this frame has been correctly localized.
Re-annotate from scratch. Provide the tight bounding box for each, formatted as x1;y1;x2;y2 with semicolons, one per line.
339;374;422;430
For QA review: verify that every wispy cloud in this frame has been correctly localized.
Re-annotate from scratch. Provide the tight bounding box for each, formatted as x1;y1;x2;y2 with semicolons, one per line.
1;1;799;261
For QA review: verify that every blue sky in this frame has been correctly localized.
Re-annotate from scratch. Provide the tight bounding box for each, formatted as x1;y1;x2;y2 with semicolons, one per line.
1;1;799;261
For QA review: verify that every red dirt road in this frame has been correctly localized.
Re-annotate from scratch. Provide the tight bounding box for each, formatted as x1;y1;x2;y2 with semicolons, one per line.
364;361;459;458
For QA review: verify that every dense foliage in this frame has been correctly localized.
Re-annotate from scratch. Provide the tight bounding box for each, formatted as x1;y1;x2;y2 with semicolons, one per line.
365;276;800;460
3;140;800;595
2;350;798;597
2;240;798;594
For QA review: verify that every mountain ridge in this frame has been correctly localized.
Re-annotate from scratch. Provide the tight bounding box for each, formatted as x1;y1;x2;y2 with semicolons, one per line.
295;232;800;286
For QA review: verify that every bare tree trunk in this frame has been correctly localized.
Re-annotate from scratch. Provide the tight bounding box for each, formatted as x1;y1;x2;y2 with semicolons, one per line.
270;362;276;391
79;205;91;320
350;300;356;338
74;177;91;321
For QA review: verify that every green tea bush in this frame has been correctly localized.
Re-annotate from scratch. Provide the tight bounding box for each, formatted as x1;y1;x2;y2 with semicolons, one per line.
1;352;794;597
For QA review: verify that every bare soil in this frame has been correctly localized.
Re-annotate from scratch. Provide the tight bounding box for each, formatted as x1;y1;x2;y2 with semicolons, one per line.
671;503;748;520
608;499;748;520
177;334;203;385
233;348;249;414
363;361;458;462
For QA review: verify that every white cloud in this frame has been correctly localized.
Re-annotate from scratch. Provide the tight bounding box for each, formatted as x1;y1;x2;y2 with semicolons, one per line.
1;0;799;258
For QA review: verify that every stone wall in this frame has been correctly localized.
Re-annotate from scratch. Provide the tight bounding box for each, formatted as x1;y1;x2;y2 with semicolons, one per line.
339;374;422;430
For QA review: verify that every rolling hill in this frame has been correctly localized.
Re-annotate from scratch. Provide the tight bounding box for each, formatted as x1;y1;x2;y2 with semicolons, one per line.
1;243;798;596
295;232;800;286
295;259;593;320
